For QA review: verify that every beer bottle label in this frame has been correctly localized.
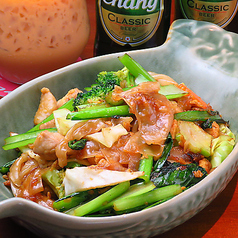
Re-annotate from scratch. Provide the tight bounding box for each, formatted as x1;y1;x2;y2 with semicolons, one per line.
179;0;238;28
98;0;164;47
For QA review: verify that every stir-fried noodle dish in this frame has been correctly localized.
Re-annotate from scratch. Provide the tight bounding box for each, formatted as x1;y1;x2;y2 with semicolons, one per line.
1;54;236;216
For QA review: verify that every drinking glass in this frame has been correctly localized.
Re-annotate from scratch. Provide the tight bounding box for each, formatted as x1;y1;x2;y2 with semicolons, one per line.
0;0;90;84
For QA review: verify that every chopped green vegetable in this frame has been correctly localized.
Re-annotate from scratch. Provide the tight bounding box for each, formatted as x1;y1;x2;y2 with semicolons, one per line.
139;155;153;183
4;128;57;145
153;134;173;172
42;169;65;198
53;191;93;212
151;162;207;188
65;161;82;169
68;139;87;150
3;128;58;151
159;84;188;99
66;105;131;120
3;138;36;151
113;184;182;213
201;119;213;130
0;159;16;174
134;74;149;85
76;102;109;111
144;196;174;210
72;181;130;217
118;54;156;82
174;110;226;123
93;181;156;214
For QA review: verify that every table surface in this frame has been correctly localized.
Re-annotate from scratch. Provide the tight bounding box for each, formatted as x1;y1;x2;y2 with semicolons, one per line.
1;0;238;237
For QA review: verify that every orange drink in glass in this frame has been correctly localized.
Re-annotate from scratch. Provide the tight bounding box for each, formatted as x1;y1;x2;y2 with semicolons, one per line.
0;0;90;84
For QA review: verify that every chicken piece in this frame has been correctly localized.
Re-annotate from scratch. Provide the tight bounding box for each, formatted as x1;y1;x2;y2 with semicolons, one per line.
205;121;220;138
57;88;82;108
193;170;204;178
199;158;212;173
34;88;58;125
31;130;64;161
39;119;55;129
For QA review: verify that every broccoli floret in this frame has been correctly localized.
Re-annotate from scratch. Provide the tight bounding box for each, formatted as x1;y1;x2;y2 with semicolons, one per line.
42;168;65;198
73;67;135;110
73;84;113;107
97;67;135;88
96;71;121;86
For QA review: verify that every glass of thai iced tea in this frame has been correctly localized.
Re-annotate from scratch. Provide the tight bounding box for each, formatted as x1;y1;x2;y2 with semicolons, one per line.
0;0;90;84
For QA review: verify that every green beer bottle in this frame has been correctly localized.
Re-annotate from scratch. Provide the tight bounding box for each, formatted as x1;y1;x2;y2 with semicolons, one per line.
174;0;238;32
94;0;172;56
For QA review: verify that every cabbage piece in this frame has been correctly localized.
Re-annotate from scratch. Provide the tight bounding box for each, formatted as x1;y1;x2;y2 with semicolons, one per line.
63;167;144;195
86;124;128;147
177;121;212;157
210;125;236;168
53;108;82;135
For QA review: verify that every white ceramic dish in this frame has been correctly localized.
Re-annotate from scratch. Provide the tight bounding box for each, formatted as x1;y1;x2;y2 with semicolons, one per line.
0;19;238;238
